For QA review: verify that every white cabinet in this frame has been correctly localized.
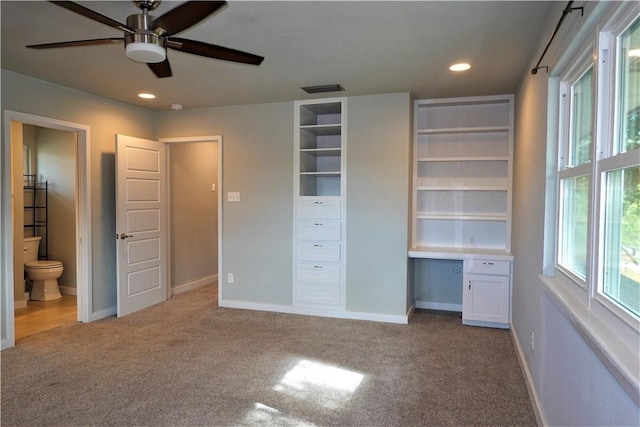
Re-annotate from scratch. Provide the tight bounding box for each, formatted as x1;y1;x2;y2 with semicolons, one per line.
462;258;511;328
294;99;346;309
409;95;514;328
412;95;513;252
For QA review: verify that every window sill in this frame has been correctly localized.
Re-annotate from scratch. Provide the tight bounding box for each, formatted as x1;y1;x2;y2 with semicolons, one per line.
540;274;640;406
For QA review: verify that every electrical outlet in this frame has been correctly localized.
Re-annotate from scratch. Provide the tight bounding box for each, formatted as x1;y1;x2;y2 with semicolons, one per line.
227;192;240;202
530;329;535;352
227;273;234;284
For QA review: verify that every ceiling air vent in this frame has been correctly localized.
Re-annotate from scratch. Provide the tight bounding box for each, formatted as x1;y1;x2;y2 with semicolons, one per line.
301;84;345;94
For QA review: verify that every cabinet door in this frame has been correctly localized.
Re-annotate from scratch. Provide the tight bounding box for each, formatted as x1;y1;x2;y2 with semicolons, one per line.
462;273;510;325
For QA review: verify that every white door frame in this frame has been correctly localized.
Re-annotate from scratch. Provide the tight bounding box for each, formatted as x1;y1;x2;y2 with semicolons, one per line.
1;111;92;350
159;136;222;303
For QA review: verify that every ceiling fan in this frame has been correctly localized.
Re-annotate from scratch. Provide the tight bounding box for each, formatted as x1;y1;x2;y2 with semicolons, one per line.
26;0;264;78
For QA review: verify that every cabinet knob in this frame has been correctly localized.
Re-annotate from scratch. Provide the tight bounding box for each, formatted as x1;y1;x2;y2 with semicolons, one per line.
468;280;471;290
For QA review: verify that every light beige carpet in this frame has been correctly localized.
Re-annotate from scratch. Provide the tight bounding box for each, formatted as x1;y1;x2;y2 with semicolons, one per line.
1;284;536;426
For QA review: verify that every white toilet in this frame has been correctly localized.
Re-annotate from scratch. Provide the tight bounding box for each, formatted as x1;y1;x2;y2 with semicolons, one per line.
24;236;63;301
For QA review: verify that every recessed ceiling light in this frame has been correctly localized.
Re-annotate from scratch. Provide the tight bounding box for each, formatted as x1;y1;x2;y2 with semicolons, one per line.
138;93;156;99
449;63;471;72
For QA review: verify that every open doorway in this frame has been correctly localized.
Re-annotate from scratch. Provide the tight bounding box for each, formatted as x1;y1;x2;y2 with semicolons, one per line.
1;111;92;349
15;125;78;339
162;136;221;296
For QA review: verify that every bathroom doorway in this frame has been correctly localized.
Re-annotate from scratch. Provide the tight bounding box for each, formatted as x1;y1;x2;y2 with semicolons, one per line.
2;111;91;348
15;125;78;339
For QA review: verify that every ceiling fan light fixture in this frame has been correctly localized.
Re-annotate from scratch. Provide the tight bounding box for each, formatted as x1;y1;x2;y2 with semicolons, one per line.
126;42;166;63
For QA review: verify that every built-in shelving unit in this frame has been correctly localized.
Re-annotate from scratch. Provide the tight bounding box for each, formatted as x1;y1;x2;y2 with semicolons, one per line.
23;174;48;259
297;101;344;197
294;98;346;310
412;95;514;252
410;95;514;329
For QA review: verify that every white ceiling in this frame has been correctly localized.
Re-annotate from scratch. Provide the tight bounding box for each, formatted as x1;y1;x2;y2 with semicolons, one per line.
1;1;555;111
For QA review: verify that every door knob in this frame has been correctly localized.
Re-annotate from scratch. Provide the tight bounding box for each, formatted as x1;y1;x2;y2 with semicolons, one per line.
119;233;133;239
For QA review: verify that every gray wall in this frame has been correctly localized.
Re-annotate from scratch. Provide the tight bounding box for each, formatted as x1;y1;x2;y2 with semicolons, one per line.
36;126;77;290
169;142;218;288
346;93;411;315
414;259;463;306
155;102;295;305
512;2;639;425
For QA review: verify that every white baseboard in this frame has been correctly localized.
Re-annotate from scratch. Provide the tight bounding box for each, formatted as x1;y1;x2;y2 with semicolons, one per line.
89;306;116;322
415;300;462;312
511;327;545;427
219;299;409;324
171;275;217;296
59;286;77;296
1;337;14;351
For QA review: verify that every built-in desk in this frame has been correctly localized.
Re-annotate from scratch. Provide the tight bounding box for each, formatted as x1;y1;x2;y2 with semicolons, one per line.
409;247;513;329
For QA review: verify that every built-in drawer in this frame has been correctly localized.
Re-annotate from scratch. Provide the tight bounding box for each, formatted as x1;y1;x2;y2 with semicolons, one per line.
297;198;341;219
295;283;341;307
464;259;510;276
296;241;341;263
296;262;341;284
297;220;341;241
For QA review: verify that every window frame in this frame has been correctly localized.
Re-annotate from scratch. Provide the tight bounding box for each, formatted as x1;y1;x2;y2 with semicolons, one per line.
557;50;595;290
555;6;640;330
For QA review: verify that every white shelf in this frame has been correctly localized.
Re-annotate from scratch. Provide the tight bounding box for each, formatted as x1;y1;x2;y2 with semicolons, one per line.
417;126;509;135
412;95;513;252
416;213;507;221
300;148;342;155
300;171;341;176
300;124;342;135
416;156;509;162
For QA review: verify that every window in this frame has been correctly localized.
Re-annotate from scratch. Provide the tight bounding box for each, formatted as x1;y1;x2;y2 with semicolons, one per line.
599;17;640;318
558;65;594;284
557;12;640;321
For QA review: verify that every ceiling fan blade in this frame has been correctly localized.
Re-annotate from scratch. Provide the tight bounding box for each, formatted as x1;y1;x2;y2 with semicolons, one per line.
167;38;264;66
50;1;134;34
153;1;227;37
27;38;124;49
148;59;172;78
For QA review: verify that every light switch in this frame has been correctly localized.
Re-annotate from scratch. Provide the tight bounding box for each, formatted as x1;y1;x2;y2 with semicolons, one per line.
227;192;240;202
211;183;216;192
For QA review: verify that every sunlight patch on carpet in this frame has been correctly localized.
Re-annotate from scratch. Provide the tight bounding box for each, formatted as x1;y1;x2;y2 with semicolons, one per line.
274;359;364;409
242;402;317;426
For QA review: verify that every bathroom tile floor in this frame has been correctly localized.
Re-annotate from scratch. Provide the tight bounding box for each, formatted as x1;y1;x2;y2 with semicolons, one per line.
14;295;77;341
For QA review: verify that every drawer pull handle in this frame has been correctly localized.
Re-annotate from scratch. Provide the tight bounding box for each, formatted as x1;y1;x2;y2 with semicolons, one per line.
313;265;323;269
313;244;322;247
468;280;471;290
314;201;323;205
483;262;494;266
313;223;323;226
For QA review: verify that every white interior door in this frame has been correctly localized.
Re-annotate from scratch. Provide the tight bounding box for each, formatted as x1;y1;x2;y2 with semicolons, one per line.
116;135;167;316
